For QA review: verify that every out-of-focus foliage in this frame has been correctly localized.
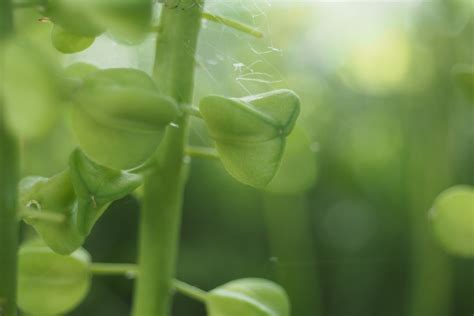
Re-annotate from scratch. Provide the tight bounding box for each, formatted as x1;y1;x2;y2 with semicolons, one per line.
430;186;474;257
11;0;473;315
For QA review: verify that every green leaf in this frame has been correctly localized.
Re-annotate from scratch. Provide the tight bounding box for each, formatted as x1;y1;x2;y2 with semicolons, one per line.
72;68;179;169
207;278;290;316
430;185;474;257
47;0;105;37
200;89;300;188
69;149;142;235
2;40;63;138
19;172;84;255
97;0;153;45
65;62;99;80
51;25;95;54
266;127;317;194
452;64;474;103
17;240;91;316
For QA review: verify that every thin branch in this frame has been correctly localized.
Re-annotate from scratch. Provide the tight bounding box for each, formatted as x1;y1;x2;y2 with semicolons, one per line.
186;146;220;160
202;12;263;38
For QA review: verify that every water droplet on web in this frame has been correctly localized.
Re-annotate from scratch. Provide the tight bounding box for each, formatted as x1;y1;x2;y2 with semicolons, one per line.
170;123;179;128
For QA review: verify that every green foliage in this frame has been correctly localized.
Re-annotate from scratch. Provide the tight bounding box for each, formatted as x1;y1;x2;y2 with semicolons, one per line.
94;0;153;44
69;149;142;235
206;278;290;316
452;64;474;103
430;185;474;257
46;0;105;37
51;25;95;54
20;150;142;254
200;89;300;188
266;127;317;194
20;172;84;255
72;68;178;169
2;40;63;138
17;240;91;316
45;0;152;45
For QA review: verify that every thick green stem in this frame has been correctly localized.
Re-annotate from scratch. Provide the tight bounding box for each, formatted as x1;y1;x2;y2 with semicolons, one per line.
131;2;204;316
0;2;18;315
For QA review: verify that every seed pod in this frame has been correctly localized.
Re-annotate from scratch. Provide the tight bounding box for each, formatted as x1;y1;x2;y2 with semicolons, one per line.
20;172;84;255
452;64;474;103
430;185;474;257
69;149;142;236
51;25;95;54
266;127;317;194
207;278;290;316
17;240;91;316
47;0;104;37
2;40;63;138
72;68;179;170
200;89;300;188
96;0;153;45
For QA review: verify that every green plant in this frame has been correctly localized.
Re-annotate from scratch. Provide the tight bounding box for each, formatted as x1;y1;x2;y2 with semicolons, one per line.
0;1;299;315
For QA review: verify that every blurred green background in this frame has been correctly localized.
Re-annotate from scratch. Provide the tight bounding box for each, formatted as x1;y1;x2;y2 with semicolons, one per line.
12;0;473;315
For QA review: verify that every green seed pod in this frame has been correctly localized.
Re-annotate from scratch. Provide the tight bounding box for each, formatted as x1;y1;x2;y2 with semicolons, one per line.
452;64;474;103
18;240;91;316
72;68;179;170
207;278;290;316
65;62;99;80
2;40;63;138
200;89;300;188
69;149;142;236
51;25;95;54
96;0;153;45
47;0;104;37
430;185;474;257
266;127;317;194
20;172;84;255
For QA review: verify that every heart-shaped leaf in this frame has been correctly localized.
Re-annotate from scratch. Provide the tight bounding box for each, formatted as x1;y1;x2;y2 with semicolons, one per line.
51;25;95;54
69;149;142;235
17;240;91;316
200;89;300;188
47;0;105;37
430;185;474;257
206;278;290;316
20;172;84;255
266;127;317;194
72;68;178;169
452;64;474;103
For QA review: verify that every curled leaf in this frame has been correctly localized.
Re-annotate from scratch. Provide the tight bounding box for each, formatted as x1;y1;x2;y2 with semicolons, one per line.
72;68;178;169
430;185;474;257
19;172;84;255
266;127;317;194
200;89;300;188
51;25;95;54
207;278;290;316
69;149;142;235
18;240;91;316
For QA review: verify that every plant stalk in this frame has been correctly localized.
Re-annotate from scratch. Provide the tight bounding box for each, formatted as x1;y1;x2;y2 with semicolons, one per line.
131;1;204;316
0;1;18;315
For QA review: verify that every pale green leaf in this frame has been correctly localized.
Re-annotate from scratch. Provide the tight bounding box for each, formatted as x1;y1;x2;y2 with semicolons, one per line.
69;149;142;235
18;240;91;316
